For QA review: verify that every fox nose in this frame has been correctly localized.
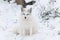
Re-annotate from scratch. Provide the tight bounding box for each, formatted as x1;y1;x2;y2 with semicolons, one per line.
25;17;26;19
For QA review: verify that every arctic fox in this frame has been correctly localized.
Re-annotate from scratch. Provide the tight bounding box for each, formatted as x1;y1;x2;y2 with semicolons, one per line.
8;7;39;36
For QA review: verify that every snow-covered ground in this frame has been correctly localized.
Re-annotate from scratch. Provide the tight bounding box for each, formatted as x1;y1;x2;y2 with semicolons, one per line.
0;0;60;40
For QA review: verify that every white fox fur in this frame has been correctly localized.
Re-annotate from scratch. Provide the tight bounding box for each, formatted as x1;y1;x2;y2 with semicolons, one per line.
8;8;39;36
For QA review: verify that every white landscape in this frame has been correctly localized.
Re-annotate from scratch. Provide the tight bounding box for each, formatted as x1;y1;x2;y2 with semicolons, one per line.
0;0;60;40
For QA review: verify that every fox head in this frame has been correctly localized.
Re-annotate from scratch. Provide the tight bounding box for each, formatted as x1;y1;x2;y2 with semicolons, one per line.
21;8;32;20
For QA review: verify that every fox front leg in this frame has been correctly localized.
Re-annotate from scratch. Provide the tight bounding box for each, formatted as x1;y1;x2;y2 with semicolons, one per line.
30;27;32;36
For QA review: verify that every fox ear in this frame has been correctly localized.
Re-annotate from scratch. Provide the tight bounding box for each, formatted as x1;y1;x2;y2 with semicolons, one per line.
21;7;25;11
29;8;32;13
21;7;24;11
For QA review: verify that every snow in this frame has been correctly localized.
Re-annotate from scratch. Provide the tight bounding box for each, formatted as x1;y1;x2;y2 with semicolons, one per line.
0;0;60;40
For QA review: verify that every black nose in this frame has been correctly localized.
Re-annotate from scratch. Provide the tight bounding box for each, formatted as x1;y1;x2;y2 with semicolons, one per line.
25;17;26;19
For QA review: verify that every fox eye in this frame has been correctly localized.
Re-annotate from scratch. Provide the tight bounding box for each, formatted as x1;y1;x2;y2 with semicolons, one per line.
22;13;25;15
27;14;29;15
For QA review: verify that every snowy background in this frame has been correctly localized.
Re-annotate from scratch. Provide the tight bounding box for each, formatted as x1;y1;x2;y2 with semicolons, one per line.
0;0;60;40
